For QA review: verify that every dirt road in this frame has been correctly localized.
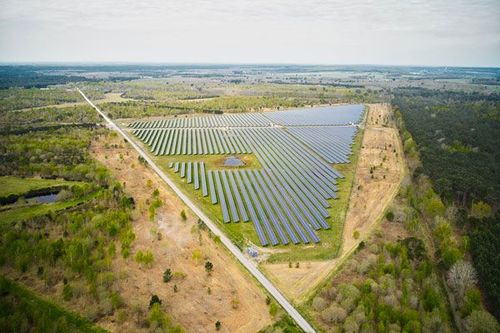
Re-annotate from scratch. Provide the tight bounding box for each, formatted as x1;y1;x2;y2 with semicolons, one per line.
262;103;406;302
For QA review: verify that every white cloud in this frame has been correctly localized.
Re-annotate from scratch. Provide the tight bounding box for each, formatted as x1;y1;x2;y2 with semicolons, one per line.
0;0;498;65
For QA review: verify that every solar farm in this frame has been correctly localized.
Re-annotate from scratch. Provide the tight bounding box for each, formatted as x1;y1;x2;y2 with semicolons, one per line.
129;105;364;247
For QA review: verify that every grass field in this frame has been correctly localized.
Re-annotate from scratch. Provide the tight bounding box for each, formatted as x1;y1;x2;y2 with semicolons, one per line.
0;176;82;198
0;190;101;225
0;276;107;333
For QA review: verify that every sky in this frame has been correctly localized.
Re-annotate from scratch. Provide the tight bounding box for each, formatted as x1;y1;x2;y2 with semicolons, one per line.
0;0;499;66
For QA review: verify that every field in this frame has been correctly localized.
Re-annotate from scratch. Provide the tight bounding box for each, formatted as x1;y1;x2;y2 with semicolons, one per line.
0;176;81;199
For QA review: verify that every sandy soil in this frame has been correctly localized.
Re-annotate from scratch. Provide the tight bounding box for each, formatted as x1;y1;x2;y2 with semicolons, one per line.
262;103;406;303
89;134;272;332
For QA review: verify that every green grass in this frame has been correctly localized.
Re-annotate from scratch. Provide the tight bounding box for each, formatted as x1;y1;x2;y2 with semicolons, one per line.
0;275;108;333
158;153;262;170
0;176;82;198
0;190;101;225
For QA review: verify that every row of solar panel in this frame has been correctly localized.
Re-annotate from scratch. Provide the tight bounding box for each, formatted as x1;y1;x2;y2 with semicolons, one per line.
129;104;364;129
287;126;358;163
130;113;271;129
133;128;252;155
171;162;326;245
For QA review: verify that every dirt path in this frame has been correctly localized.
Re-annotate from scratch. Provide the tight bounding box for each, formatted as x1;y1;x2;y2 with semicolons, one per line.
262;103;406;303
90;134;272;332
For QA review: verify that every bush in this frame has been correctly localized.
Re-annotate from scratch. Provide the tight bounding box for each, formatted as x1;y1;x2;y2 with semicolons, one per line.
163;268;172;283
461;287;481;317
180;210;187;221
386;211;395;222
204;261;213;274
422;287;440;312
135;250;154;268
149;295;162;308
353;230;360;239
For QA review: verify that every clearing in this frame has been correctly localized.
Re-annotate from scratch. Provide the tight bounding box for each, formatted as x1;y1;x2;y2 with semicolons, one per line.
90;133;273;332
261;103;406;302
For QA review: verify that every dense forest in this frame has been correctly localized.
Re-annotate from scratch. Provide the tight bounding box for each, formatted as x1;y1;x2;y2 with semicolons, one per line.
393;88;500;321
393;88;500;206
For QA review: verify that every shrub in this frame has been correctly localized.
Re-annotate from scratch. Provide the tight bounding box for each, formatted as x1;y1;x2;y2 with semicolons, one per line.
163;268;172;283
205;261;213;274
353;230;360;239
180;210;187;221
422;287;440;311
135;250;154;268
385;211;395;222
461;287;481;317
149;295;162;309
62;284;73;301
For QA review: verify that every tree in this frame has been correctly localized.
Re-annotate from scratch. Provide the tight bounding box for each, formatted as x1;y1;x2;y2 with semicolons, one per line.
447;261;477;303
321;305;347;323
465;310;500;333
163;268;172;283
215;320;221;331
205;261;213;274
470;201;492;219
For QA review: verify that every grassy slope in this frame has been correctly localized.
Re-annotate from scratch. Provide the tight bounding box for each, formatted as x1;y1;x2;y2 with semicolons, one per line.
0;176;81;198
0;276;108;333
0;190;101;225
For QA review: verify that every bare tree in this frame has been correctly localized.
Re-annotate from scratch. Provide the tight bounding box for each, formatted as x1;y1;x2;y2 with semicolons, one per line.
447;261;477;303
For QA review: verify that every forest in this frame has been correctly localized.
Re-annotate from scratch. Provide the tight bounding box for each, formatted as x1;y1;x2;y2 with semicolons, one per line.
393;88;500;321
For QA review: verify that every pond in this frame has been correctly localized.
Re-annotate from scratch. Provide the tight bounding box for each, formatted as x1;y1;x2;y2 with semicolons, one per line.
30;193;58;203
224;156;245;167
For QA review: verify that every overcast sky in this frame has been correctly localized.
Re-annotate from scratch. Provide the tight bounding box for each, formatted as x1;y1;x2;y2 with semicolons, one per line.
0;0;499;66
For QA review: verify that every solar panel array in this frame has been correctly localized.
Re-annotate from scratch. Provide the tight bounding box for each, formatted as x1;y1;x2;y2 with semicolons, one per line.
264;104;364;126
132;128;252;155
133;105;364;246
287;126;358;163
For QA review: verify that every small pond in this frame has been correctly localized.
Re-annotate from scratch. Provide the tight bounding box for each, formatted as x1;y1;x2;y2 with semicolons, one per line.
224;156;245;167
30;193;58;203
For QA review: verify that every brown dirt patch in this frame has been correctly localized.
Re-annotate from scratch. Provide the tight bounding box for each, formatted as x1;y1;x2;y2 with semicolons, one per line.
262;103;406;303
89;134;272;332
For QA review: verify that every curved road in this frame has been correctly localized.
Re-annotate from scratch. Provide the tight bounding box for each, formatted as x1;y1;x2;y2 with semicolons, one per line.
78;89;316;333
